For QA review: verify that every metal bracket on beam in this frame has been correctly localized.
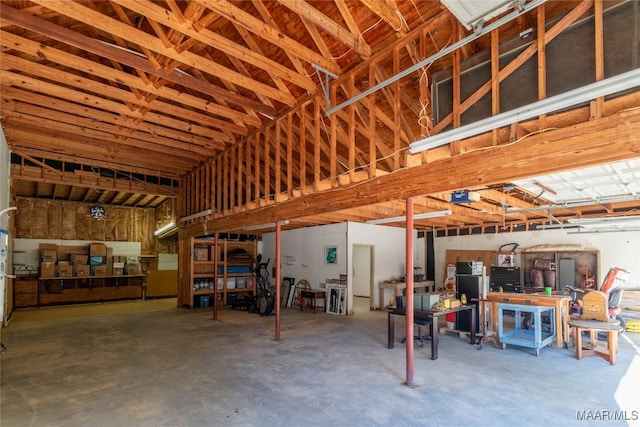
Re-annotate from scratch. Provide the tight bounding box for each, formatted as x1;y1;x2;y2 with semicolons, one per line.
312;64;339;112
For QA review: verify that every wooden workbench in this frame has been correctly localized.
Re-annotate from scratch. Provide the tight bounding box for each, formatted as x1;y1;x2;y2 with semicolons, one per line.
378;280;435;310
487;292;571;348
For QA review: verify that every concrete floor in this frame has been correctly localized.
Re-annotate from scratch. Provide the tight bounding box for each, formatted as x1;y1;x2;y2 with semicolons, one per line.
2;297;640;427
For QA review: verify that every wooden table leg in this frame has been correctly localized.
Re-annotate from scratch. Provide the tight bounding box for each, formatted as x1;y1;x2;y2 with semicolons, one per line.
609;331;618;365
575;326;583;359
554;300;564;348
490;302;498;338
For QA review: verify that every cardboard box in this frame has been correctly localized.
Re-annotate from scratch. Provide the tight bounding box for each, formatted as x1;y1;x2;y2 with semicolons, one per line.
443;298;461;309
113;256;127;263
91;265;107;276
125;264;140;275
39;243;58;251
194;246;209;261
40;262;56;278
42;249;57;262
112;262;125;269
58;262;73;277
70;254;89;265
74;264;90;277
89;243;107;256
113;268;124;276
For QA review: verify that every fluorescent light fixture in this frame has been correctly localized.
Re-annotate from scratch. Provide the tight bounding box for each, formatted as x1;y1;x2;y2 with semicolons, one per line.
566;216;640;228
243;220;290;231
506;196;640;213
154;222;176;236
180;209;212;222
410;68;640;154
441;0;515;31
367;210;452;225
567;228;640;234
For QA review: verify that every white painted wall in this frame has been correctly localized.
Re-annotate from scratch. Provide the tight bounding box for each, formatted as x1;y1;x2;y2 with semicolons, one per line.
434;229;640;289
261;221;419;312
261;222;347;289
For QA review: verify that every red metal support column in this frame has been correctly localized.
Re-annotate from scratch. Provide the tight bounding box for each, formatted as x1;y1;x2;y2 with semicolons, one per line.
275;220;282;340
212;232;219;320
405;197;415;387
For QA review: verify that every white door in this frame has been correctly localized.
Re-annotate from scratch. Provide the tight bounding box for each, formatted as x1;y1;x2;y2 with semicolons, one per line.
353;245;374;310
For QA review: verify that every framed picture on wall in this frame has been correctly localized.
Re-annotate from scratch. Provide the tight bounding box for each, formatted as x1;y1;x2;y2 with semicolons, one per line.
324;246;338;265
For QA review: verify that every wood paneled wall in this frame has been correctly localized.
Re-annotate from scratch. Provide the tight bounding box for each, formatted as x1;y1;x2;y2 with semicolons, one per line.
14;198;157;253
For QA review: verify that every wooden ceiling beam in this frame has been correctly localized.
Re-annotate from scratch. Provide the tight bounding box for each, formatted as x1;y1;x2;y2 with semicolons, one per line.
11;147;182;180
0;4;276;118
1;86;230;146
11;164;178;198
199;0;340;76
28;0;295;107
5;127;196;174
0;73;224;155
111;0;315;93
252;0;309;77
277;0;372;58
183;108;640;234
0;31;240;142
360;0;405;35
2;55;236;145
3;106;215;158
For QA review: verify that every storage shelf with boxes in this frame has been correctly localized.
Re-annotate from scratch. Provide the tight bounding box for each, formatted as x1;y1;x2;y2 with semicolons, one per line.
182;237;256;309
33;242;147;307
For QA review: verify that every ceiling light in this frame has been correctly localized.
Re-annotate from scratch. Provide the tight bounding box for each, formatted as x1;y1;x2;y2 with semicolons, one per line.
243;220;289;231
409;68;640;154
367;210;452;225
566;216;640;228
180;209;212;222
441;0;516;32
567;228;640;234
154;222;176;236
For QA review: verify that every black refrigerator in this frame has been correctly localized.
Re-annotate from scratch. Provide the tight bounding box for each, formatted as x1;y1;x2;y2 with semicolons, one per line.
455;273;483;333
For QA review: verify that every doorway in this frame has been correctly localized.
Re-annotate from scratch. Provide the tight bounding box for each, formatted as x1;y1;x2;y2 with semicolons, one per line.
352;244;374;312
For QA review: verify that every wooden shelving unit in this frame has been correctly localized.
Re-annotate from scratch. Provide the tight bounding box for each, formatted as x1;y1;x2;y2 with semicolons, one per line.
185;237;256;309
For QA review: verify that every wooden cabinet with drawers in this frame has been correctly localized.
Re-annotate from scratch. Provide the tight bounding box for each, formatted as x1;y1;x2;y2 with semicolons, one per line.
13;276;39;308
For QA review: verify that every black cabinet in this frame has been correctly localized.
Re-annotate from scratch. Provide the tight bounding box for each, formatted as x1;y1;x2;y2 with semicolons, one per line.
490;267;521;292
455;274;482;333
